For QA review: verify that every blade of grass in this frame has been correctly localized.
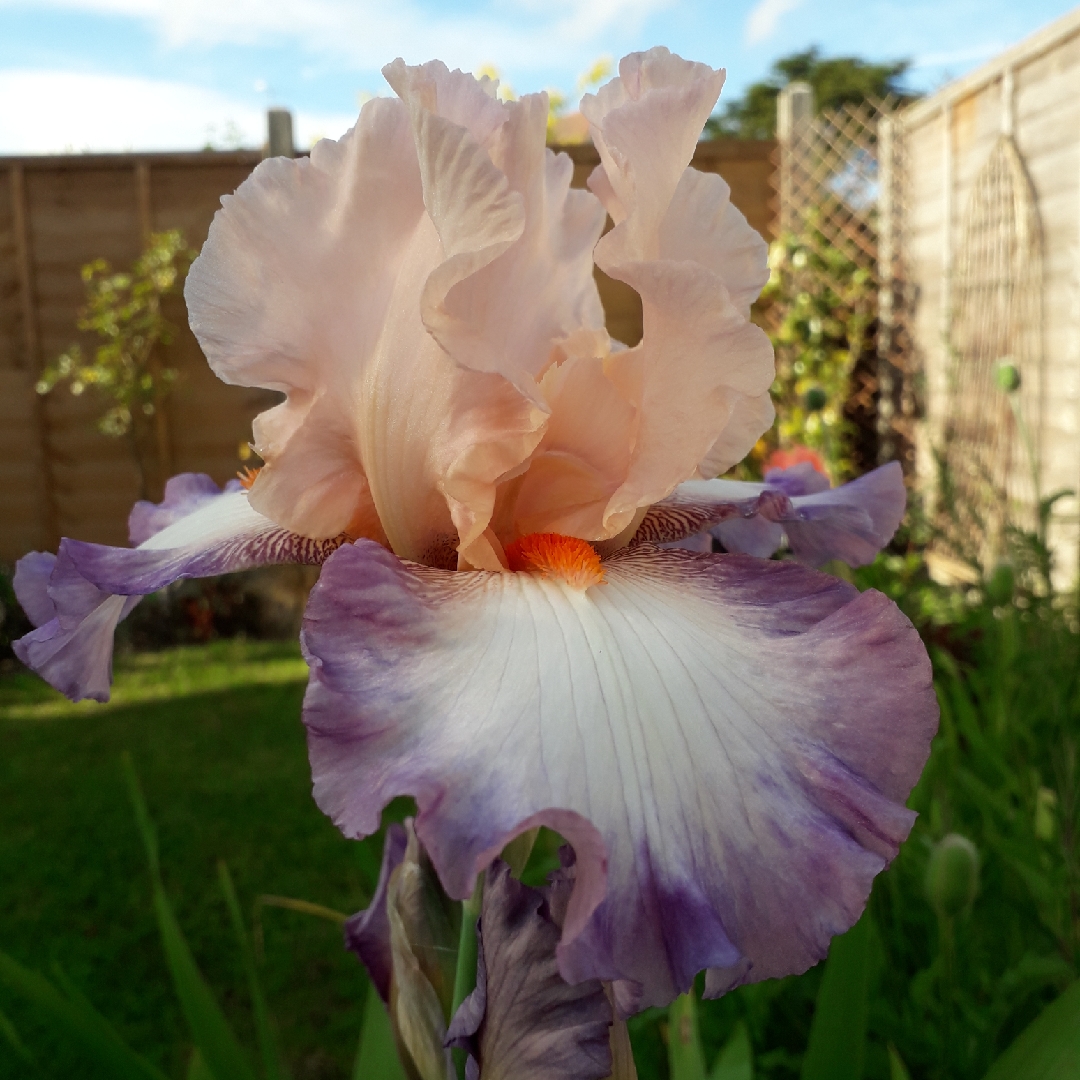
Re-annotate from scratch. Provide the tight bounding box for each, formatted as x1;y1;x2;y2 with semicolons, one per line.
800;912;871;1080
888;1044;911;1080
982;978;1080;1079
668;991;707;1080
218;862;291;1080
0;948;168;1080
0;1003;43;1073
122;753;257;1080
187;1048;216;1080
353;982;408;1080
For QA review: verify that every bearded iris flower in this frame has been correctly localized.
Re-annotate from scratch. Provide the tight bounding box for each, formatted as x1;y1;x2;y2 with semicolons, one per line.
13;49;936;1014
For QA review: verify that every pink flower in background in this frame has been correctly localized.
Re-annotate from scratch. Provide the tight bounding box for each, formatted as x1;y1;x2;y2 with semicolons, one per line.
765;445;828;476
14;49;936;1014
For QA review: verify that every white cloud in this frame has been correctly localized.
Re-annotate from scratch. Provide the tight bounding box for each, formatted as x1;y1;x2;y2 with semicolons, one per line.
0;0;671;73
0;69;356;153
912;43;1005;69
744;0;804;45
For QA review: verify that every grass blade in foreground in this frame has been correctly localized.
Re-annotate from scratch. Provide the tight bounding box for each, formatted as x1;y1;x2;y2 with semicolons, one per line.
354;982;408;1080
218;861;291;1080
982;979;1080;1079
122;752;257;1080
0;1005;39;1073
0;948;168;1080
800;912;871;1080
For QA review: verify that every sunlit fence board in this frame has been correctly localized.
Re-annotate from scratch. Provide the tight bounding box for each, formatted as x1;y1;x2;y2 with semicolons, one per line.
903;7;1080;584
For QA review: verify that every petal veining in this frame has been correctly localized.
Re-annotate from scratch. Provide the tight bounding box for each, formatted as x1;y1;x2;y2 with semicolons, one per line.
301;540;937;1009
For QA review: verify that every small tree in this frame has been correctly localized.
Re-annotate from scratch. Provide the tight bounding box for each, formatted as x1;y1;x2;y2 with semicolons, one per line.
37;230;196;501
706;48;917;140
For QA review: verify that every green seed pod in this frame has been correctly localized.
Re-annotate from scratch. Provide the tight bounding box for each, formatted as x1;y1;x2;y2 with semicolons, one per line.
925;833;980;918
995;360;1021;392
985;561;1016;606
804;386;828;412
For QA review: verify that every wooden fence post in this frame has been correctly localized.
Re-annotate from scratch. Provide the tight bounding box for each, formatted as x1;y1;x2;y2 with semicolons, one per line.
267;109;295;158
777;82;813;236
135;159;153;244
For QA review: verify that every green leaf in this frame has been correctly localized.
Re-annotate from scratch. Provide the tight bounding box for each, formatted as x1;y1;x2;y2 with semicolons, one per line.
800;913;871;1080
218;862;291;1080
668;991;708;1080
0;948;168;1080
711;1019;753;1080
122;754;257;1080
982;979;1080;1080
353;983;408;1080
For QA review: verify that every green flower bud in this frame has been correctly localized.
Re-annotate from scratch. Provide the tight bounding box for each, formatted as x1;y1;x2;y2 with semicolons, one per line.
995;360;1021;392
925;833;979;918
985;561;1015;606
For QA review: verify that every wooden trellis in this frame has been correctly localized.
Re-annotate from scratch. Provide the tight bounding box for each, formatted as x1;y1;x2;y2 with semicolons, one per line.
944;132;1043;553
775;83;911;471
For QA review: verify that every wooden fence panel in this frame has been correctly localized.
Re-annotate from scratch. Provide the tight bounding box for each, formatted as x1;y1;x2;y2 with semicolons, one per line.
0;140;775;564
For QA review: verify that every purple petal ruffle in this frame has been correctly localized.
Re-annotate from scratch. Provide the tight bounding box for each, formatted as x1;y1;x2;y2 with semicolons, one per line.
636;461;906;567
128;472;241;545
301;539;937;1010
13;473;346;703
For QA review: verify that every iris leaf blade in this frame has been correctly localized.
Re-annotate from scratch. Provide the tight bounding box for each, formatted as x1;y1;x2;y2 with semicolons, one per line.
353;982;408;1080
218;861;291;1080
0;947;168;1080
122;754;257;1080
800;912;871;1080
982;979;1080;1080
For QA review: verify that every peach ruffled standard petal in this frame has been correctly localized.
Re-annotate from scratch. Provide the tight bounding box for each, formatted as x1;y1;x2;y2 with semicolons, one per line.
187;61;610;569
509;332;637;539
579;48;776;527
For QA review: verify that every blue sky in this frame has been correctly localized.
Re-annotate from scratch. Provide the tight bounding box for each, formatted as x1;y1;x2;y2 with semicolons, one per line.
1;0;1077;153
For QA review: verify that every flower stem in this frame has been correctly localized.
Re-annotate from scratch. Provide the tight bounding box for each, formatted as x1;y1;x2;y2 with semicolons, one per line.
450;873;484;1080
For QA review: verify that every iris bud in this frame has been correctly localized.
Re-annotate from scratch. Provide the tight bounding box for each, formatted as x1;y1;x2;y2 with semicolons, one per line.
925;833;979;917
995;360;1021;392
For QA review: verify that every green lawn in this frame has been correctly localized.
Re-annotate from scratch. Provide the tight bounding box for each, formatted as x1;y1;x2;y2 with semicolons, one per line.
0;641;380;1080
2;589;1078;1080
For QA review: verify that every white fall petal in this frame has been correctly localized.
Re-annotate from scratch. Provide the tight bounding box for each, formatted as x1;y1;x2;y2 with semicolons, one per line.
302;540;937;1011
